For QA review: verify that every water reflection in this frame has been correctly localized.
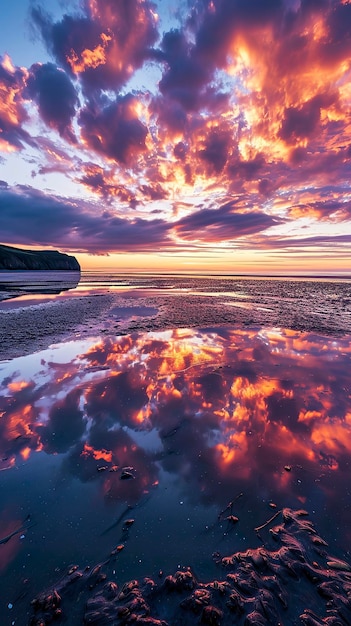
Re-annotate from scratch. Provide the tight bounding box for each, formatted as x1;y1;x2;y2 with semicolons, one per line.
0;270;80;303
1;326;351;593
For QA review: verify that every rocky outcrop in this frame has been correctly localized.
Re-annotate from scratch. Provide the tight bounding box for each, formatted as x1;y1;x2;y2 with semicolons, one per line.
0;244;80;270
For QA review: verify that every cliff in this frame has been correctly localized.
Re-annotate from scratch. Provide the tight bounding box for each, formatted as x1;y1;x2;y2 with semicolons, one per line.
0;244;80;271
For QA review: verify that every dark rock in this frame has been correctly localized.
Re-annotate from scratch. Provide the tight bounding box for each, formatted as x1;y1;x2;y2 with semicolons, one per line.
120;467;135;480
123;519;135;528
0;243;80;271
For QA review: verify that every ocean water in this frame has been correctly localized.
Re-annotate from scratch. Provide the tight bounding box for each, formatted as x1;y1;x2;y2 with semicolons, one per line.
0;273;351;622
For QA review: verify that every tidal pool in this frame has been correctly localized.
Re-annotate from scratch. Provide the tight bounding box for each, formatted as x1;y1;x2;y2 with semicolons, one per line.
0;325;351;622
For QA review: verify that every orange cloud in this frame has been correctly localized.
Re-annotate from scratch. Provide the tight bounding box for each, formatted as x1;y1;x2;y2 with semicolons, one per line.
66;32;112;73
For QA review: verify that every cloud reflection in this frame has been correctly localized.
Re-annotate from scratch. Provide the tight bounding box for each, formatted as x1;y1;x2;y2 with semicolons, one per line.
1;326;351;528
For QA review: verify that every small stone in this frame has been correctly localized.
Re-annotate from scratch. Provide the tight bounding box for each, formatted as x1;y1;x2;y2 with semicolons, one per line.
124;519;135;528
284;465;292;472
120;468;134;480
327;559;351;571
111;544;125;556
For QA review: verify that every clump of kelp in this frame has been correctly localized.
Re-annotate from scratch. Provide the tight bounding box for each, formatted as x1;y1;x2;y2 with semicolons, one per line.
29;509;351;625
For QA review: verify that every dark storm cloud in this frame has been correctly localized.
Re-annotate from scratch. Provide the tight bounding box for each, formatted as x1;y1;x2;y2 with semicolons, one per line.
0;185;172;252
154;24;230;126
31;0;159;97
26;63;78;140
79;94;148;164
174;203;280;242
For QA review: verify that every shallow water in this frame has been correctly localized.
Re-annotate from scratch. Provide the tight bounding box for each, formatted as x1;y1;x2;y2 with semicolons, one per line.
0;325;351;622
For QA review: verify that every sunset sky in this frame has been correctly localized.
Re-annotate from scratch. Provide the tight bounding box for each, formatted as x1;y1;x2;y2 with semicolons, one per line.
1;0;351;274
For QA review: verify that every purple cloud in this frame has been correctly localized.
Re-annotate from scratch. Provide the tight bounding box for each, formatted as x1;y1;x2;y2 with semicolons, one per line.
174;202;281;242
31;0;159;97
26;63;78;140
0;185;172;253
79;94;148;164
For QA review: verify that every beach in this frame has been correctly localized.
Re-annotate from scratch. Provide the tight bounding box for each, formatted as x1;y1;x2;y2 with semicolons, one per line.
1;274;351;625
1;273;351;361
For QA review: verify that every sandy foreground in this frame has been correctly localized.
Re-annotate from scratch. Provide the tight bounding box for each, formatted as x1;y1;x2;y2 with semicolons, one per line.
2;291;351;624
1;284;350;362
28;508;351;626
0;294;115;361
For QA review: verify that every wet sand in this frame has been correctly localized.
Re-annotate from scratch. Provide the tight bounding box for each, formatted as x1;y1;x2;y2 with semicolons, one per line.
29;508;351;625
0;294;114;360
1;278;351;361
2;278;351;624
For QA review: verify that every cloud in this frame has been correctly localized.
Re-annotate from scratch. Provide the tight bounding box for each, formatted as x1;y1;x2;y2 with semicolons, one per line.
157;29;210;111
198;127;231;174
174;202;281;242
31;0;159;97
26;63;78;140
0;184;172;253
279;92;339;144
1;1;351;264
0;55;33;151
79;163;137;206
265;232;351;249
79;94;148;164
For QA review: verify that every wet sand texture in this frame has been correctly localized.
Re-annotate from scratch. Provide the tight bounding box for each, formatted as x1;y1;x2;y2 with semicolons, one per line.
2;278;351;361
29;509;351;625
0;294;114;360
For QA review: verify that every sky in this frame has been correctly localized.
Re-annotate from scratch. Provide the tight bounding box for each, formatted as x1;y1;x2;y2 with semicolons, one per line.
1;0;351;274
